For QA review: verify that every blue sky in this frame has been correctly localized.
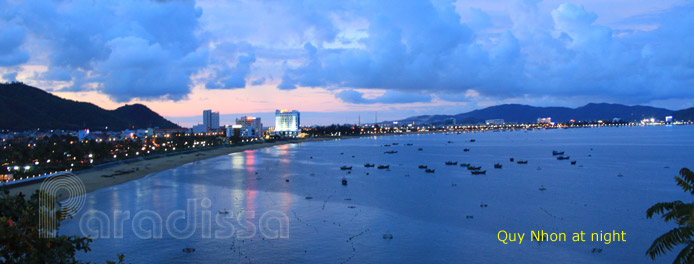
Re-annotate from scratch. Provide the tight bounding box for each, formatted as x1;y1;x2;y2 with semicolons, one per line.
0;0;692;125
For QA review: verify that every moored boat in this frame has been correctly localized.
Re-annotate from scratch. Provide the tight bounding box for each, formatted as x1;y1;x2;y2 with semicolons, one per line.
364;163;375;167
340;166;352;170
494;163;502;169
517;160;528;164
471;170;486;175
377;165;390;169
445;161;458;165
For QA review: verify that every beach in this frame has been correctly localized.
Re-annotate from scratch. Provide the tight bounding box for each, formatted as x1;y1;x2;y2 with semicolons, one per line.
7;138;332;196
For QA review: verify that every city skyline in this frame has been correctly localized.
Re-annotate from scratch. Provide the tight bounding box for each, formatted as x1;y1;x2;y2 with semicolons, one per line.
1;0;693;125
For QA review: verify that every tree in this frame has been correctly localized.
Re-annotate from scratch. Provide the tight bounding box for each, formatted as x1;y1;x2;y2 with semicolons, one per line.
646;168;694;263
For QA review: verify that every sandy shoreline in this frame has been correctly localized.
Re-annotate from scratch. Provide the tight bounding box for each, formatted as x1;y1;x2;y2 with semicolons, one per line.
7;137;341;196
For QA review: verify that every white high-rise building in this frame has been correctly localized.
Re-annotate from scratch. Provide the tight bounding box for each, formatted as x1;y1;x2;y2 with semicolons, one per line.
274;109;300;136
203;110;220;131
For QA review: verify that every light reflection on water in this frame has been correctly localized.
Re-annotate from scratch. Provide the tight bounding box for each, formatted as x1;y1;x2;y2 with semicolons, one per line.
62;126;694;263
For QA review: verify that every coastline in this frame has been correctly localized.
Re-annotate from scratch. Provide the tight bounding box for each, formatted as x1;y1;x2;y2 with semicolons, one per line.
6;137;343;196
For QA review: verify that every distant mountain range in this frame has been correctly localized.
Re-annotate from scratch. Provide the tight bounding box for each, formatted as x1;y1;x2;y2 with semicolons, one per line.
0;83;180;131
395;103;694;124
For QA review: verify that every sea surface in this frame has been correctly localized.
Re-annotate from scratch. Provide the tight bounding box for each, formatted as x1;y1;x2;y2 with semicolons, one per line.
62;126;694;263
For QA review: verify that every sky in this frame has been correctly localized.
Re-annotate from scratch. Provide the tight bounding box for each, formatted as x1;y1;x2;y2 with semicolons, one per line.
1;0;693;126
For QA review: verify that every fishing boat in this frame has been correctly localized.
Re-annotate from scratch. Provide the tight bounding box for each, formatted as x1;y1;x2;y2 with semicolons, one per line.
383;144;391;147
509;158;515;162
182;247;196;253
463;148;470;152
470;139;476;142
218;209;230;215
538;185;547;191
425;169;435;173
570;161;577;165
617;173;623;177
552;150;564;156
556;156;570;160
445;161;458;165
342;177;348;185
467;166;482;170
418;165;428;169
340;166;352;170
459;163;471;167
377;165;390;169
384;150;398;154
418;148;423;151
447;141;454;143
364;163;375;167
471;170;486;175
517;160;528;164
494;163;502;169
405;143;413;146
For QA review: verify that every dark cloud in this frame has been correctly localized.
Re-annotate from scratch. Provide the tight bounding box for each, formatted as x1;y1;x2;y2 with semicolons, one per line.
0;26;29;66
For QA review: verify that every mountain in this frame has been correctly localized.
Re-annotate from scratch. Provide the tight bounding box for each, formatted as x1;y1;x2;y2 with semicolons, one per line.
0;82;180;130
396;103;679;124
673;107;694;121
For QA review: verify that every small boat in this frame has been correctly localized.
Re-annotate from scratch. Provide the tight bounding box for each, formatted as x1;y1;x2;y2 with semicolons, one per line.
517;160;528;164
383;234;394;239
494;163;502;169
445;161;458;165
459;163;471;167
467;166;481;170
425;169;435;173
509;158;515;162
447;141;454;143
305;196;313;199
418;148;423;151
538;185;547;191
471;170;486;175
377;165;390;169
570;161;577;165
218;210;229;215
617;173;623;177
463;148;470;152
556;156;570;160
340;166;352;170
405;143;413;146
392;143;399;145
552;150;564;156
384;151;398;154
469;139;476;142
182;247;196;253
383;144;391;147
418;165;428;169
341;177;348;185
364;163;375;167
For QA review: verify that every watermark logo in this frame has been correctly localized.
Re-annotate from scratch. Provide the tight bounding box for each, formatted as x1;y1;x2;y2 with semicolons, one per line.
38;172;86;238
78;198;290;240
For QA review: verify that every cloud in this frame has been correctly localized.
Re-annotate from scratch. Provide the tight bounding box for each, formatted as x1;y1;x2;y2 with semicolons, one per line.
205;42;256;89
2;72;17;82
0;0;692;107
0;0;206;101
0;25;29;66
336;89;432;104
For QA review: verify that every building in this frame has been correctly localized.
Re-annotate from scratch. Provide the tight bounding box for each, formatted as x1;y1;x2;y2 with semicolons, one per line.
665;116;673;123
537;117;552;124
235;116;263;137
192;124;207;134
203;110;220;131
443;118;456;125
274;109;300;136
485;119;504;125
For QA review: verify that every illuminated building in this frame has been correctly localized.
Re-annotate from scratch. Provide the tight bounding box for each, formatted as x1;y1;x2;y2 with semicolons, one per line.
485;119;504;125
537;117;552;124
235;116;263;137
274;109;300;136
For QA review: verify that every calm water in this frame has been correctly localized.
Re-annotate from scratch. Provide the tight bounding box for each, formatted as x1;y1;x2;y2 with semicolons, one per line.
62;126;694;263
